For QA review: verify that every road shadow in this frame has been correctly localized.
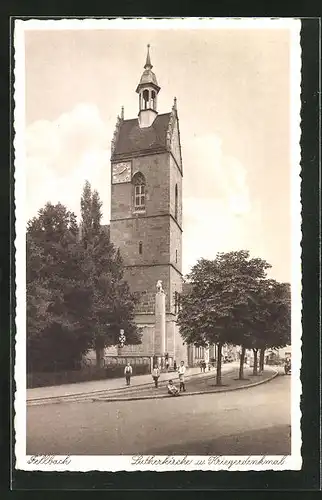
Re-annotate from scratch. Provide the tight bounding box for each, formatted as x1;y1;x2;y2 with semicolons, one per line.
143;425;291;456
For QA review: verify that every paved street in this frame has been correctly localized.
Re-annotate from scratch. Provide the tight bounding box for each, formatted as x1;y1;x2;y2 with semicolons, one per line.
27;373;290;456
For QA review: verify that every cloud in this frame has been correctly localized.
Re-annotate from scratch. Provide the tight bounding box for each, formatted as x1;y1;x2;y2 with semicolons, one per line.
181;134;259;274
25;103;112;222
183;134;251;216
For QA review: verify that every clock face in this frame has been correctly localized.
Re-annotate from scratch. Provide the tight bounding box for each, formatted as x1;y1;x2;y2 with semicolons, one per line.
112;162;131;184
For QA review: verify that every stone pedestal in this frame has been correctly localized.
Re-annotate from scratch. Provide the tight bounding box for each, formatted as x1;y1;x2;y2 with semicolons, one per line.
155;291;166;356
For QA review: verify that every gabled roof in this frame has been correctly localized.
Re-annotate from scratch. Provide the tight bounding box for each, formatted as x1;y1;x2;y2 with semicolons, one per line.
111;113;171;160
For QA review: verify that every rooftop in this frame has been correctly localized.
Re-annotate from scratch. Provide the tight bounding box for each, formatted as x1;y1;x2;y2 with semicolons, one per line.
112;113;171;160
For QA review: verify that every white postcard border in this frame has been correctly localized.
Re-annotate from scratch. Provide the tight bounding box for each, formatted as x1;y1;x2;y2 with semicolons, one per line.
14;17;302;472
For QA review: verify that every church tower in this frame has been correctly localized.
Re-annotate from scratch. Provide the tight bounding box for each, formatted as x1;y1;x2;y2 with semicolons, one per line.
109;46;186;365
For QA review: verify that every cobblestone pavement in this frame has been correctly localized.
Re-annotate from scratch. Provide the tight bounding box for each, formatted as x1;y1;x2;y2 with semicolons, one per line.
27;371;290;456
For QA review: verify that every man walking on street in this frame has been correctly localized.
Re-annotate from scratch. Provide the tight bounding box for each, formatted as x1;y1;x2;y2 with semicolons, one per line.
124;362;132;386
178;360;186;392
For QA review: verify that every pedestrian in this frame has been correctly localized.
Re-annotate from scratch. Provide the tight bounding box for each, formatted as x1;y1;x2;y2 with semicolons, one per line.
165;359;169;371
167;379;180;396
152;364;160;388
173;360;177;372
199;360;203;373
124;362;132;386
178;360;186;392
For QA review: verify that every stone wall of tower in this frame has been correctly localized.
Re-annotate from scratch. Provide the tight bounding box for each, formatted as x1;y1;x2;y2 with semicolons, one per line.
110;216;170;268
169;155;183;227
123;264;170;312
111;152;170;220
169;265;183;313
169;218;182;282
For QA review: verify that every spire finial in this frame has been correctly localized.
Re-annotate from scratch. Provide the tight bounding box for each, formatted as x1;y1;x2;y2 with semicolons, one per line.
121;106;124;120
144;44;152;69
173;97;177;110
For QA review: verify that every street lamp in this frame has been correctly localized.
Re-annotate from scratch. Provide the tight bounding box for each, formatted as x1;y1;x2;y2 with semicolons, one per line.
119;329;126;348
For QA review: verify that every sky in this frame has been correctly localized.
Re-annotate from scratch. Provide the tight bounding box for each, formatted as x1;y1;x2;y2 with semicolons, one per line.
23;21;298;283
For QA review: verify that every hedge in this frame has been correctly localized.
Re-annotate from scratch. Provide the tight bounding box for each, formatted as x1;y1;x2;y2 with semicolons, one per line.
27;363;150;388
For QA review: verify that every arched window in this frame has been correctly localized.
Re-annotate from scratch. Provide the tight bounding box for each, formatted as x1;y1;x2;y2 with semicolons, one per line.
132;172;146;211
143;90;149;109
139;241;143;254
151;90;156;110
175;184;178;220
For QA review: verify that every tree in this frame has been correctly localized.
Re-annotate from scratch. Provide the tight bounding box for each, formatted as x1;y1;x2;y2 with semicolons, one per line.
27;189;141;372
80;180;93;246
254;280;291;372
80;182;141;367
234;279;291;375
26;236;53;371
178;251;271;385
27;202;93;371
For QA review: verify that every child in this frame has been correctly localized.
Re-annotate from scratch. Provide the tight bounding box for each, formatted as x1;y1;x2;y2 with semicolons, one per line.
124;362;132;386
152;365;160;387
167;380;180;396
178;360;186;392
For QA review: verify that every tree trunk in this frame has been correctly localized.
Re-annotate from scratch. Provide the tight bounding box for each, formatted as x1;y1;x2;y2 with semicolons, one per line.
259;348;265;372
239;345;246;380
252;348;258;375
95;345;105;369
216;343;223;386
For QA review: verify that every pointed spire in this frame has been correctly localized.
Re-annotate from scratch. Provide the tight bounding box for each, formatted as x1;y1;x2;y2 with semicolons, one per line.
144;44;152;70
121;106;124;120
173;97;177;111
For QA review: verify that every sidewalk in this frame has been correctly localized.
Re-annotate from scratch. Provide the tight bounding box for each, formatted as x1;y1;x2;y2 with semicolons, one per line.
93;366;278;402
27;363;239;402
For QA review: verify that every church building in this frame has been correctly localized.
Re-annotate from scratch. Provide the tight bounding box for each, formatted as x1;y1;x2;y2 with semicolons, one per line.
108;46;187;366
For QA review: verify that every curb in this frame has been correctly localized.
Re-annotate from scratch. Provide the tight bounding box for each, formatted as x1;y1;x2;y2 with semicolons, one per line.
92;369;279;403
27;366;237;405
